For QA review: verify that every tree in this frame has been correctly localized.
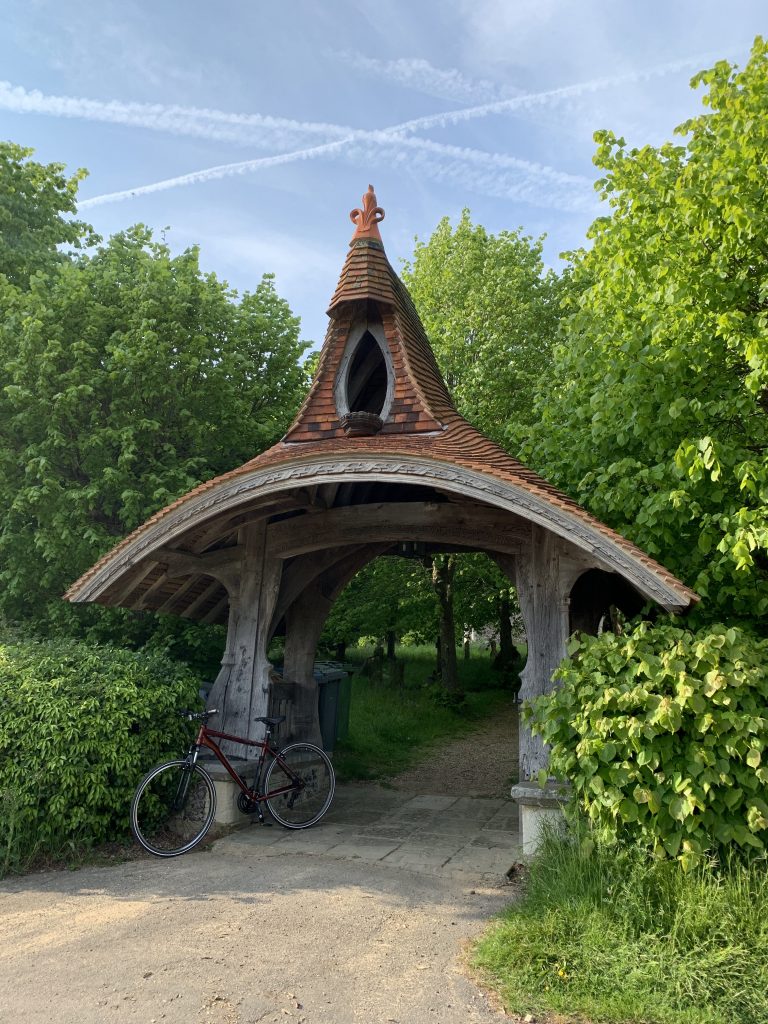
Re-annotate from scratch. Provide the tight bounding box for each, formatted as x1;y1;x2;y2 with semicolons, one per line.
522;38;768;628
0;142;95;288
401;211;564;444
0;149;310;628
321;555;437;657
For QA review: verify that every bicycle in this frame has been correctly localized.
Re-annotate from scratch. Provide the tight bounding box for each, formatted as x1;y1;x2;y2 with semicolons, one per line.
130;709;335;858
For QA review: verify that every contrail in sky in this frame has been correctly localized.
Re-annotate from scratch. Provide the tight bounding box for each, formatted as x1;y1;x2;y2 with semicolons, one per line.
0;80;348;148
79;139;353;208
385;52;723;136
1;51;714;155
4;48;718;210
79;131;593;212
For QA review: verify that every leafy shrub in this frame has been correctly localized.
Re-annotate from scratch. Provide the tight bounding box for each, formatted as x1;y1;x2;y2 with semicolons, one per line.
525;620;768;868
0;633;201;874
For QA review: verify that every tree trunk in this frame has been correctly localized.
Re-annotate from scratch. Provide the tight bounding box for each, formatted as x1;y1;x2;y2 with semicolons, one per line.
334;640;347;662
386;629;396;662
431;555;459;692
496;594;515;668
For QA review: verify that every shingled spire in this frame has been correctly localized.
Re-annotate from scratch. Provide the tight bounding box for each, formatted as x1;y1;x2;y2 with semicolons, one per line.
283;185;454;443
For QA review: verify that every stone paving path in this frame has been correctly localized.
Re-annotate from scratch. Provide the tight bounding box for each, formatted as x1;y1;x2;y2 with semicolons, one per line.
216;783;521;882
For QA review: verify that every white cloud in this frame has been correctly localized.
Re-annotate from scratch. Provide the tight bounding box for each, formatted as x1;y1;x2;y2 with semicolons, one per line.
329;51;518;104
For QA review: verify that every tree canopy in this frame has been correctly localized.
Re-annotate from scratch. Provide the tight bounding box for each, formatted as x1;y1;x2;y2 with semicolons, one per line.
0;143;310;627
401;211;564;445
0;142;94;287
522;37;768;627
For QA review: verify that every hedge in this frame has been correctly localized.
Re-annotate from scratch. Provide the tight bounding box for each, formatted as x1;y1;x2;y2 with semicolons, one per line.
0;633;201;874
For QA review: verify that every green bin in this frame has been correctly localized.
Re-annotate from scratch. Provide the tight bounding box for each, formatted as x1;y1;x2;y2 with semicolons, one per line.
315;661;350;753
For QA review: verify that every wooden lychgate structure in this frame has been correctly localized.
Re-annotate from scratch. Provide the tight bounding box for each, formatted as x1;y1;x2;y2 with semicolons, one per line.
66;187;697;844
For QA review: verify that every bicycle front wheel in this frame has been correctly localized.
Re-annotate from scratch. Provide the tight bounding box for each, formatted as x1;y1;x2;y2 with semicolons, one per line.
264;743;335;829
130;760;216;857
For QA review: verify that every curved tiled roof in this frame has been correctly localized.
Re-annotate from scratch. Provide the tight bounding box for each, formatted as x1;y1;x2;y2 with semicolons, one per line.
65;188;698;617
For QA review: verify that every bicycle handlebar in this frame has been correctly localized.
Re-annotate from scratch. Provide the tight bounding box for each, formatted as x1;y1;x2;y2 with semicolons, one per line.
179;708;218;721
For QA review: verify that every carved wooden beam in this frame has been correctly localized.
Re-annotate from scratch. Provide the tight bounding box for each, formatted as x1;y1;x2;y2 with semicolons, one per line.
191;495;312;553
157;547;242;585
270;543;391;636
267;502;527;558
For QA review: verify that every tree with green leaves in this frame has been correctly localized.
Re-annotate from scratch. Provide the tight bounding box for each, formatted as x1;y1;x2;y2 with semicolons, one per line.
321;555;437;658
522;37;768;628
0;142;95;287
401;211;564;445
0;144;310;629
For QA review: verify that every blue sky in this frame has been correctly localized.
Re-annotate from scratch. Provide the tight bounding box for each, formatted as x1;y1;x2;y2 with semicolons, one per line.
1;1;765;345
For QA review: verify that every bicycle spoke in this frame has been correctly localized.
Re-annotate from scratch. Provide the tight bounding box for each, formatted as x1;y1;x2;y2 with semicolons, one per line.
264;743;335;829
131;761;216;856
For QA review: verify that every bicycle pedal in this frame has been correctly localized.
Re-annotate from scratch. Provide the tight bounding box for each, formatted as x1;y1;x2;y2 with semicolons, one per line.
261;820;274;827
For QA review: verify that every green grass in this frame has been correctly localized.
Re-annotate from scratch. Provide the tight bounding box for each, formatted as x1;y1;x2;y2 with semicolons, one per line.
472;825;768;1024
332;643;513;781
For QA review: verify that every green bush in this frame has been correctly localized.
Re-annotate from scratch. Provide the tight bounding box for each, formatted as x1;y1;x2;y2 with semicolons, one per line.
525;620;768;868
0;633;201;874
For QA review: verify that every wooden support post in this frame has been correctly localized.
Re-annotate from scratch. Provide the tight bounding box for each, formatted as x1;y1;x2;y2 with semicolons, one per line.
495;530;573;853
494;530;572;780
281;583;333;748
206;522;282;759
510;526;571;783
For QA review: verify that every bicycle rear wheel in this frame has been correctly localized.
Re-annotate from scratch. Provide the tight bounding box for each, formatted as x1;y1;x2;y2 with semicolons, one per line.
264;743;335;829
131;760;216;857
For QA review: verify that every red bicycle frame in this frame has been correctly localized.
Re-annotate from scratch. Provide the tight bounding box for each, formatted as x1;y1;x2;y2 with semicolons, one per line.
192;722;301;804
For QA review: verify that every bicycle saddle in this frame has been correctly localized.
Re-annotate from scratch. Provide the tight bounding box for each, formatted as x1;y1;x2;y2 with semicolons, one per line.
255;715;286;727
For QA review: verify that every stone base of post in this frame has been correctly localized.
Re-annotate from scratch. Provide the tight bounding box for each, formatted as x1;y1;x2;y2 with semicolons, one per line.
510;781;569;855
199;756;254;826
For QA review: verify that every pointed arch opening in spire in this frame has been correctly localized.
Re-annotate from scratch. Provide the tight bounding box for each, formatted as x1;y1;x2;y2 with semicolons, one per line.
334;320;394;428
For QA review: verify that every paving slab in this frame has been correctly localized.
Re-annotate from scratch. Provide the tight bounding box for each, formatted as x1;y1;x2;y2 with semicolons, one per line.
216;782;521;882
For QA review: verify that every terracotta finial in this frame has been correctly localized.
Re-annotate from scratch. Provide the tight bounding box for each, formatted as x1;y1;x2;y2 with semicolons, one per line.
349;184;384;244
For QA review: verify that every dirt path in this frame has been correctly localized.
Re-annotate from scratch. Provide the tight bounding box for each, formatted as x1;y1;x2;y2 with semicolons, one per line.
388;699;519;799
0;708;523;1024
0;847;517;1024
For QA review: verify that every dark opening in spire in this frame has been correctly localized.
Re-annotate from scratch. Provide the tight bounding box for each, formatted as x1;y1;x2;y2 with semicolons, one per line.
346;330;388;415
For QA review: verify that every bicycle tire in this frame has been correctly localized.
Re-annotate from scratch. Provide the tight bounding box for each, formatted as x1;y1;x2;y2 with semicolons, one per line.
264;742;335;829
130;760;216;857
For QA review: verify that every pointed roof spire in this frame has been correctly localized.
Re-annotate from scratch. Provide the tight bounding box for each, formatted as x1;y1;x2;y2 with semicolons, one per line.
349;184;384;245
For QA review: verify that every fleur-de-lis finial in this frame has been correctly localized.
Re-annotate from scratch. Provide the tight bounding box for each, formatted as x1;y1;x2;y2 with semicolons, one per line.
349;184;385;244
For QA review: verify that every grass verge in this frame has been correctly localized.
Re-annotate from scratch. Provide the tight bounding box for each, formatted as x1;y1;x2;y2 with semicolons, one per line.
333;644;513;781
472;825;768;1024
